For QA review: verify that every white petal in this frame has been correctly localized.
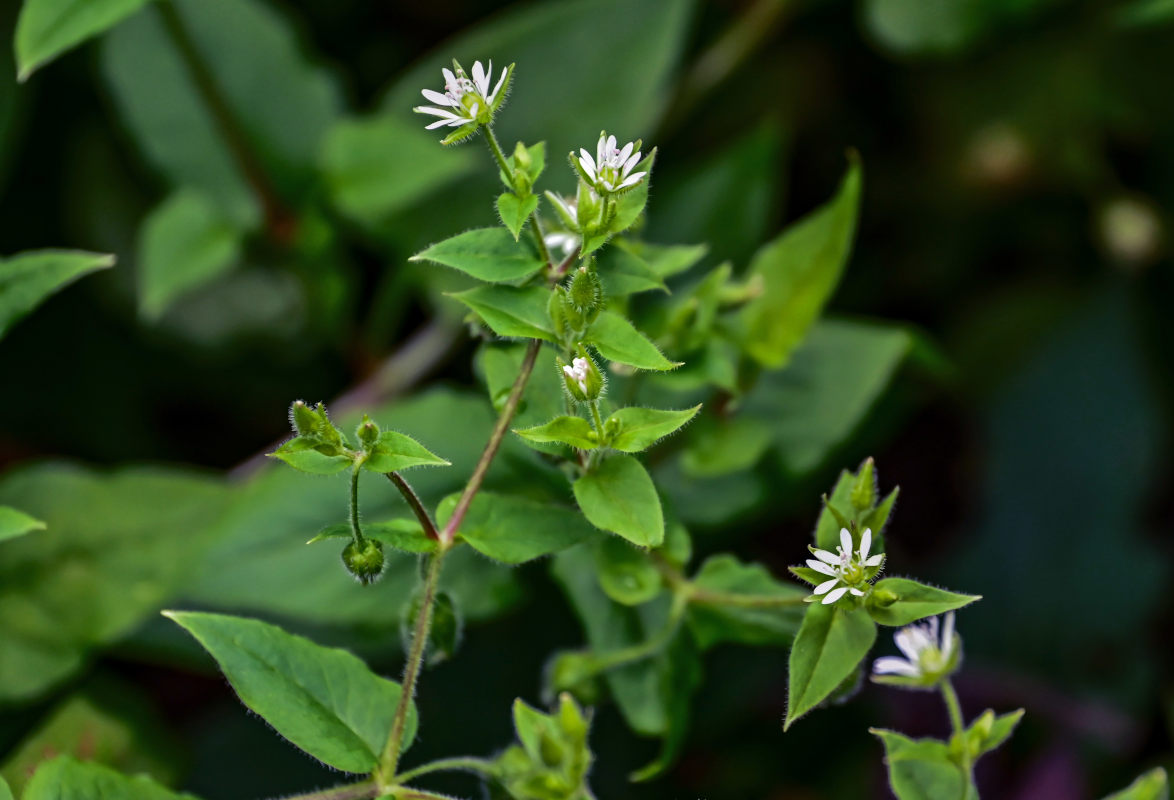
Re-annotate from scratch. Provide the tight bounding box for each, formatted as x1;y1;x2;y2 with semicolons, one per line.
822;586;849;605
579;148;596;171
445;118;465;127
873;657;920;677
618;172;646;189
849;587;865;596
472;61;488;95
865;554;884;567
605;134;617;156
840;528;853;555
894;629;922;662
595;134;607;165
812;548;839;565
468;101;479;118
623;151;642;175
806;559;837;576
942;612;956;654
618;141;633;165
813;577;840;595
490;64;509;103
859;528;872;560
420;89;456;106
425;118;453;130
442;68;457;87
415;105;461;119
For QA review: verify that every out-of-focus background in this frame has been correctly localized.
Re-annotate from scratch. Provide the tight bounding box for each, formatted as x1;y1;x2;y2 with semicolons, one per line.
0;0;1171;797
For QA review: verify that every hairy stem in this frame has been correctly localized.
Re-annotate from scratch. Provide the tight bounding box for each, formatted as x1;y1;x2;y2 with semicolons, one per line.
386;472;440;542
588;401;605;437
276;781;377;800
158;0;296;242
441;338;542;543
379;549;447;783
941;679;973;799
349;466;365;544
394;757;495;784
689;588;808;608
485;126;553;268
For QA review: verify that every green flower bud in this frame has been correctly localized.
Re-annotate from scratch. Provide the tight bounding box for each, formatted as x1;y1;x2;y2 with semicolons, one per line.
575;180;602;231
290;400;319;437
558;349;604;403
567;265;602;314
870;588;899;608
546;653;603;707
342;538;384;585
548;287;569;339
513;141;532;172
357;415;380;449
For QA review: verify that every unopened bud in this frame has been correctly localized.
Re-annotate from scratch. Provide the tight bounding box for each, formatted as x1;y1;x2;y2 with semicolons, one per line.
567;265;602;313
290;400;318;436
342;538;384;585
513;141;532;172
357;415;380;449
870;588;898;608
558;349;604;403
851;457;876;512
576;180;602;231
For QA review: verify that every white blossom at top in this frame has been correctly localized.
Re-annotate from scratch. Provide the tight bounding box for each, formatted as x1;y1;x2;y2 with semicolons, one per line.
413;60;508;131
578;133;647;193
563;357;590;394
873;612;960;682
805;527;885;605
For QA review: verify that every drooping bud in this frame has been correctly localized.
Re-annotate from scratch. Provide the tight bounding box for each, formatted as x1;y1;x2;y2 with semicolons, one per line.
357;415;380;450
342;538;384;585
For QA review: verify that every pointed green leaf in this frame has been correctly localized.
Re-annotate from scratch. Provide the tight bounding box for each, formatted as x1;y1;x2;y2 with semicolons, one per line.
412;227;544;282
871;729;974;800
16;0;156;82
1103;767;1169;800
269;436;352;475
587;311;679;371
610;149;656;235
606;405;700;453
687;555;807;649
0;250;114;339
138;190;242;319
965;708;1024;759
0;775;11;800
573;455;664;547
23;757;194;800
449;285;555;341
785;603;876;729
164;610;417;773
680;416;772;477
594;536;662;606
437;492;596;564
361;430;449;473
496;194;540;242
514;416;598;450
597;247;667;297
0;506;46;543
307;520;437;554
739;157;862;368
635;242;708;279
867;578;980;627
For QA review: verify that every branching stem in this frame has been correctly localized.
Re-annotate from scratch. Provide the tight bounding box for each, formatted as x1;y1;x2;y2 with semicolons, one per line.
394;757;495;784
386;472;440;542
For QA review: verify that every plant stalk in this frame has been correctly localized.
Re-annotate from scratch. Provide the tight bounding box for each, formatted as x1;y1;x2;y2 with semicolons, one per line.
941;679;973;799
275;781;377;800
349;466;365;544
386;472;440;542
393;757;495;784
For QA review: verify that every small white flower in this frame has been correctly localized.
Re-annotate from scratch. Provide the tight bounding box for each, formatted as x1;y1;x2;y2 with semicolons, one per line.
805;527;884;605
563;357;590;394
873;612;960;684
577;133;647;193
544;193;582;256
413;59;509;131
545;231;580;258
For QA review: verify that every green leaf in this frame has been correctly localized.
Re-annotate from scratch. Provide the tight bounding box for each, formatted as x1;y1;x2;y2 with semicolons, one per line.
15;0;155;81
0;505;46;542
680;416;773;477
137;190;242;319
164;610;417;773
412;227;544;282
610;149;657;235
0;250;113;339
739;157;862;368
23;757;195;800
514;416;598;450
1119;0;1174;27
269;436;352;475
0;465;227;703
307;520;437;554
449;285;555;341
587;311;679;371
320;114;475;226
437;492;596;564
963;708;1024;760
574;455;664;547
362;430;449;473
606;405;700;453
496;193;540;241
597;246;667;297
871;729;973;800
633;242;709;279
687;555;806;649
785;603;876;729
867;578;980;627
594;536;661;606
102;0;341;224
0;776;9;800
1103;767;1170;800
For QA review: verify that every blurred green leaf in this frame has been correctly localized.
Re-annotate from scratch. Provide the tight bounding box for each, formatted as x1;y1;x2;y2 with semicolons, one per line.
1102;767;1169;800
596;247;667;297
785;603;876;729
437;491;595;564
0;465;227;703
1118;0;1174;27
605;405;700;453
863;0;982;56
738;158;862;369
0;505;45;542
412;227;544;282
15;0;155;81
631;242;708;279
867;578;979;626
686;555;806;649
137;190;242;319
165;611;417;772
450;285;555;341
680;416;772;478
0;776;10;800
964;708;1024;759
23;757;194;800
0;249;113;339
594;536;661;606
870;729;973;800
629;630;701;781
588;311;678;371
574;454;664;547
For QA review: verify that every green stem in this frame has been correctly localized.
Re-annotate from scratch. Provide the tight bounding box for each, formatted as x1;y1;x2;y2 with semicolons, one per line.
484;125;512;176
690;588;808;608
349;466;365;544
386;472;440;542
394;757;495;784
276;781;377;800
378;549;447;783
588;401;605;437
581;592;687;676
485;126;553;268
941;679;973;799
396;791;466;800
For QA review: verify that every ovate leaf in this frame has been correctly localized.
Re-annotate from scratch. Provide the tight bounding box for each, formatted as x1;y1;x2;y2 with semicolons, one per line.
362;430;449;473
16;0;155;81
594;535;662;606
412;227;544;282
449;285;555;341
269;437;351;475
24;757;194;800
437;492;596;564
573;455;664;547
606;405;700;453
867;578;980;627
0;250;113;339
514;416;598;450
0;506;46;542
138;190;242;319
785;603;876;729
496;193;540;242
165;611;418;773
597;247;667;297
871;729;973;800
739;158;862;368
588;311;679;371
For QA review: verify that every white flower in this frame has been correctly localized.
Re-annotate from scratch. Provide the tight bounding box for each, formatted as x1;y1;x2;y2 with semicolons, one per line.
563;357;590;395
413;60;509;131
544;193;582;256
545;231;580;258
805;527;884;605
577;133;647;193
873;612;960;684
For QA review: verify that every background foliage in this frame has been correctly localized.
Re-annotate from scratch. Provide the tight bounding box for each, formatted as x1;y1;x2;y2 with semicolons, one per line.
0;0;1172;797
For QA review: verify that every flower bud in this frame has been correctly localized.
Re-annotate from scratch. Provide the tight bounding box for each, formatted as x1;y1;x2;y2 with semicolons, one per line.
342;538;384;585
548;287;569;339
870;588;898;608
290;400;319;437
567;265;602;314
357;415;380;450
576;180;603;231
513;141;532;171
546;652;603;707
558;349;604;403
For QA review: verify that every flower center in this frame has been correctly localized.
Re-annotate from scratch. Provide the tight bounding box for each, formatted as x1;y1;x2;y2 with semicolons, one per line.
836;547;867;584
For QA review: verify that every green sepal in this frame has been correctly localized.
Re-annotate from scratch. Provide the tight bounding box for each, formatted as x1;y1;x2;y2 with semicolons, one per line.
789;565;827;586
866;578;980;627
603;405;700;452
441;121;481;146
608;148;656;233
953;708;1024;762
360;430;449;473
514;416;598;450
784;603;876;729
488;63;515;115
269;436;353;475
